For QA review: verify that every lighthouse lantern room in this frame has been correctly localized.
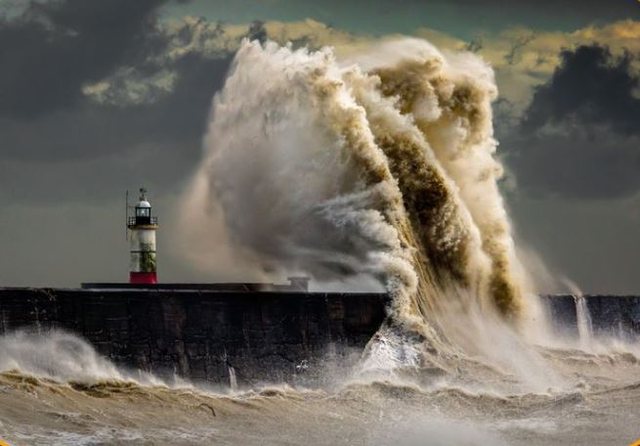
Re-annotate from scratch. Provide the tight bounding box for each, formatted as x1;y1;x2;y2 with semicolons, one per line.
127;187;158;284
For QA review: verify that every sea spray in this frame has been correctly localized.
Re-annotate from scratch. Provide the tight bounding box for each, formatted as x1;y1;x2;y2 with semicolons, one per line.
563;278;595;351
574;295;594;351
182;39;541;378
0;330;119;381
228;365;238;391
0;329;157;384
366;41;524;317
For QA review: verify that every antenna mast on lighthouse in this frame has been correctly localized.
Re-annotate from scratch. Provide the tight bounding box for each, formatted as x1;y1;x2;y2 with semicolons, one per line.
127;187;159;284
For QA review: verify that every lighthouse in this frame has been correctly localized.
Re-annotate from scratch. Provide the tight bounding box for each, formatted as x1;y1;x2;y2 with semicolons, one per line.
127;188;158;284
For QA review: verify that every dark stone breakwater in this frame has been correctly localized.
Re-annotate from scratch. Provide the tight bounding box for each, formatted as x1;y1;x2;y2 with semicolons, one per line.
1;287;638;385
542;295;640;339
0;286;388;386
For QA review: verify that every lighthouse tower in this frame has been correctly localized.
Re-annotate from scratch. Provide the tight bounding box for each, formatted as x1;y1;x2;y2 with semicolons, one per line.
127;188;158;284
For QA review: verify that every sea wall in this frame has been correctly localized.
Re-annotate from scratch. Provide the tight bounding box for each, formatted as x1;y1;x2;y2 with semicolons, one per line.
3;290;637;385
542;295;640;339
0;287;388;386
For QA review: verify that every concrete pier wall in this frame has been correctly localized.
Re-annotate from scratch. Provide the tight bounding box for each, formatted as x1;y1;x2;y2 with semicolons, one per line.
542;295;640;339
3;288;638;385
0;287;388;386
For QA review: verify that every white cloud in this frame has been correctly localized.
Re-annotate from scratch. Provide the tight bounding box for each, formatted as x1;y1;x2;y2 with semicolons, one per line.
82;67;177;106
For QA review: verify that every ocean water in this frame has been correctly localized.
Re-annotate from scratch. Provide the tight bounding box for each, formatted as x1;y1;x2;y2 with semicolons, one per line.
0;328;639;446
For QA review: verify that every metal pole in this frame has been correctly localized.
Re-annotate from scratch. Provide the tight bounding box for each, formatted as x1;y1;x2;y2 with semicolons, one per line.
125;189;129;241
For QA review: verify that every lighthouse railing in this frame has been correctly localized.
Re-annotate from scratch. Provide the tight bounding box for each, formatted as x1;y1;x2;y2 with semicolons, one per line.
128;216;158;226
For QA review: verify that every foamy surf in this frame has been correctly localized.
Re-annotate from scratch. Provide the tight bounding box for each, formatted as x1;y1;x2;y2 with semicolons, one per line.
1;333;639;445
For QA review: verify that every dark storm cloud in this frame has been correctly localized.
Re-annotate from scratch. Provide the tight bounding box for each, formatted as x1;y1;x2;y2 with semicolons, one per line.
0;0;238;206
507;129;640;199
523;45;640;135
0;52;232;159
506;44;640;199
0;53;232;204
0;0;235;163
0;0;170;118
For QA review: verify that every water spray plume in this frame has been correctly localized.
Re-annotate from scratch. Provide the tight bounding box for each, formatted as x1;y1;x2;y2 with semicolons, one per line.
184;38;531;364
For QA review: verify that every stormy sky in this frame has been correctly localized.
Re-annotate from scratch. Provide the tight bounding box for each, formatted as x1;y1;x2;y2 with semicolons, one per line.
1;0;639;293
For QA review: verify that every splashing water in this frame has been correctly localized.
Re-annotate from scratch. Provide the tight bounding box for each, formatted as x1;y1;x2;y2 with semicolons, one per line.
562;278;595;352
574;295;594;351
228;365;238;391
0;330;165;386
180;38;540;380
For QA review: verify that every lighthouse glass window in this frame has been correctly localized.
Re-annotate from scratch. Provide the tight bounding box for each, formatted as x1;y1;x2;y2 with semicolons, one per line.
137;207;150;217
